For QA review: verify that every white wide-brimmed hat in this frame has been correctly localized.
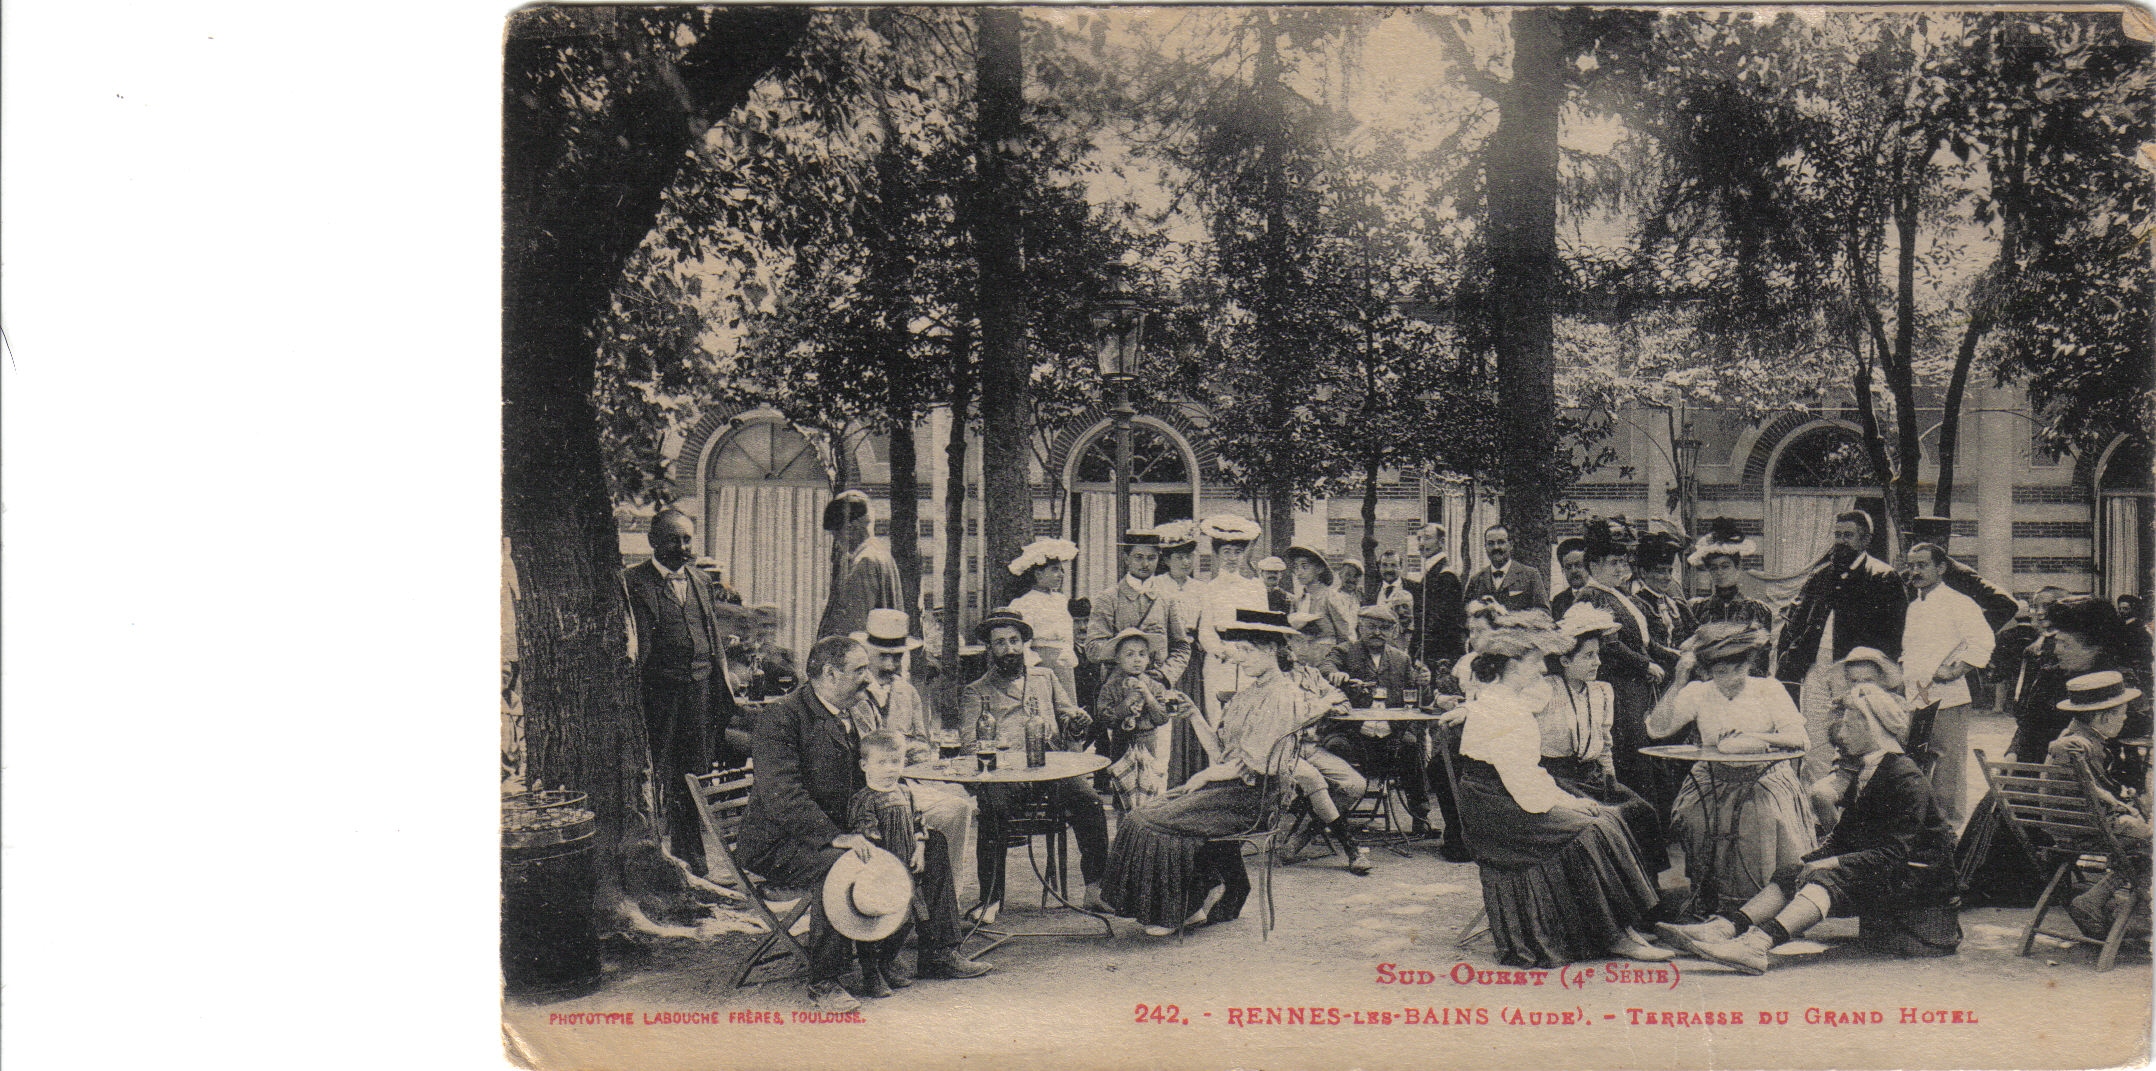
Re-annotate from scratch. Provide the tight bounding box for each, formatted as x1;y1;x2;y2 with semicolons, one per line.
822;846;915;942
1558;603;1620;640
1198;514;1262;544
1008;538;1079;576
851;607;924;652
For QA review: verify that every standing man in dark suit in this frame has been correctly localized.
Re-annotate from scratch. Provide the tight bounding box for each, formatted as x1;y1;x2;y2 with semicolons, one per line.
738;636;992;1012
1549;537;1592;621
623;509;742;873
1463;524;1549;613
1775;510;1907;779
1403;523;1465;677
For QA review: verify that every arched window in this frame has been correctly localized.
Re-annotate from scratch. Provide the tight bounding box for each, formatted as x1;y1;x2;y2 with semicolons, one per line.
702;417;833;659
1771;424;1874;489
2098;436;2153;602
706;419;827;484
1065;418;1200;597
1764;422;1875;573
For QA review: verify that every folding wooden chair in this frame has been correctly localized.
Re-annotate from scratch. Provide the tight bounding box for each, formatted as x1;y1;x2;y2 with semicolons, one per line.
1428;719;1489;947
1903;701;1944;779
1977;749;2150;971
685;763;814;989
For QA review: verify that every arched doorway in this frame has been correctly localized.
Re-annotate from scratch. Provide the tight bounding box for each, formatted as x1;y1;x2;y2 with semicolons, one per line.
1064;418;1200;598
2096;436;2153;602
1764;422;1876;574
701;416;833;659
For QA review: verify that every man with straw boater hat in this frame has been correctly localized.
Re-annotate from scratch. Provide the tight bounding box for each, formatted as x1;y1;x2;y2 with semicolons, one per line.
848;607;978;895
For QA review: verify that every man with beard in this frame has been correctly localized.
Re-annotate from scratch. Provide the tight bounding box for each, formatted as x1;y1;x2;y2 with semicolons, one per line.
1463;523;1549;613
960;610;1108;923
1573;521;1670;812
1774;510;1907;781
1318;605;1471;860
622;509;742;873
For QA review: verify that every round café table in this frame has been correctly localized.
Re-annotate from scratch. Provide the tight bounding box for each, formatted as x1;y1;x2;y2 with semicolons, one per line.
1327;709;1451;854
905;749;1113;951
1639;744;1806;915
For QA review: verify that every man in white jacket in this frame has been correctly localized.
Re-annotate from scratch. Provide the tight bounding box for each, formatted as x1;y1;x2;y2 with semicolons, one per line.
1900;542;1995;828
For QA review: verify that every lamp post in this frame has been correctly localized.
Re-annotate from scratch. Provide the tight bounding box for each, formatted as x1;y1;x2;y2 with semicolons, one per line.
1089;262;1149;546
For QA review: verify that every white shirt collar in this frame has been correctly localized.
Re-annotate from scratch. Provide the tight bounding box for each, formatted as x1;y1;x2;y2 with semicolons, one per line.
1124;573;1148;592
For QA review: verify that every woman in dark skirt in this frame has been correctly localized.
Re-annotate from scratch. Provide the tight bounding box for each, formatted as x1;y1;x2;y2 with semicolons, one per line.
1102;608;1312;936
1453;611;1672;967
1539;603;1671;877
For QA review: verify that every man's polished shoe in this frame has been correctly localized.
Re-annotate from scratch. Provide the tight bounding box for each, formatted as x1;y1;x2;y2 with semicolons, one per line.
806;979;862;1012
882;960;914;989
916;950;995;979
855;965;895;999
1690;935;1771;975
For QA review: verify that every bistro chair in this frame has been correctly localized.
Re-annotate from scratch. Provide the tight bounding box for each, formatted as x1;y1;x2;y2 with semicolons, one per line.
1428;719;1489;947
685;763;813;989
1977;749;2149;971
1180;733;1303;942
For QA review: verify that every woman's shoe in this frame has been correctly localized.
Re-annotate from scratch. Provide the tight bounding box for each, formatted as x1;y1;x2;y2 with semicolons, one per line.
1143;924;1176;937
1611;934;1677;963
965;901;1001;926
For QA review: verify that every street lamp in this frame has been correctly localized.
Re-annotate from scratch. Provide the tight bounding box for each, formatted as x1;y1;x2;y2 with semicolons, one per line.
1089;262;1150;546
1673;430;1704;592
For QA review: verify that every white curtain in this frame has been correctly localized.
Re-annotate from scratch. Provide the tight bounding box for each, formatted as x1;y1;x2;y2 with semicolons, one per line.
2103;495;2145;601
1766;494;1852;576
1073;491;1155;600
707;484;832;662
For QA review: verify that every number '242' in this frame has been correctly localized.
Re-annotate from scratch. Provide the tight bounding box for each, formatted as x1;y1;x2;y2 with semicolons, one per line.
1135;1003;1183;1024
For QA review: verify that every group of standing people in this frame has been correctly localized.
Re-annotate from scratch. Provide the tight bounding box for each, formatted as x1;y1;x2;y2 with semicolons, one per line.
620;487;2150;1002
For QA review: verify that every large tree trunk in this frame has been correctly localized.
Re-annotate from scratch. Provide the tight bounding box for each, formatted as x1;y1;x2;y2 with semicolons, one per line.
975;8;1031;589
1483;8;1566;572
503;7;811;918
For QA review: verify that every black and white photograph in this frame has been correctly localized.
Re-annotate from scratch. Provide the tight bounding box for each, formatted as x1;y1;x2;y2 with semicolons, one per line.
493;6;2156;1068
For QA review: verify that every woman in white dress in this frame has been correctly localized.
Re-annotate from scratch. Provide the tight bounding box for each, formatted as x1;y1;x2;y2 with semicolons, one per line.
1192;516;1268;725
1007;538;1081;698
1646;621;1817;913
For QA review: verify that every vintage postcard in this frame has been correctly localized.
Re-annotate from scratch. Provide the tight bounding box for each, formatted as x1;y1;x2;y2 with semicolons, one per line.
500;4;2156;1068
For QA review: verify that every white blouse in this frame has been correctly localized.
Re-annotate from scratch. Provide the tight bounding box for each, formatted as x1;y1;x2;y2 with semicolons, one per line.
1459;679;1569;814
1008;588;1077;670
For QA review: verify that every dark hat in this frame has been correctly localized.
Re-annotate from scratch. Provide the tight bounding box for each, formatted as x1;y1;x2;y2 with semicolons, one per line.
821;489;872;532
974;608;1034;644
1120;530;1162;547
1911;515;1954;549
1582;518;1631;561
1692;621;1768;664
1216;607;1298;639
1633;532;1683;569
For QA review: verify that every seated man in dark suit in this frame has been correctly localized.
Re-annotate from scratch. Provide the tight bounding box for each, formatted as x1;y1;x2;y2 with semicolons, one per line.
1316;605;1471;861
1656;695;1961;972
737;636;991;1013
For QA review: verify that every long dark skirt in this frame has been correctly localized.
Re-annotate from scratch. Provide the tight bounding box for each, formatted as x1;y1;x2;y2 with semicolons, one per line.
1167;659;1209;789
1456;758;1658;968
1542;756;1669;877
1100;779;1259;928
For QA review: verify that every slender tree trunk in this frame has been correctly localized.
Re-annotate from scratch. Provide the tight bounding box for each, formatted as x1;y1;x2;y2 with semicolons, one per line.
975;8;1031;587
1932;308;1992;518
1885;183;1924;540
1483;8;1566;573
1255;15;1298;557
888;412;922;627
940;343;974;719
1361;446;1381;604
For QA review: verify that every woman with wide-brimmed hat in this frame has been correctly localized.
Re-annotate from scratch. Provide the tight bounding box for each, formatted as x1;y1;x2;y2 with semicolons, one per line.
1538;604;1670;876
1450;609;1671;967
1285;543;1357;666
1006;538;1082;697
1100;608;1350;935
1646;621;1818;912
1190;515;1268;724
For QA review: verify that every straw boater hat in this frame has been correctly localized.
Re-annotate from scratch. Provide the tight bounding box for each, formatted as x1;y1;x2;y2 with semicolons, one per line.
821;488;873;532
1558;603;1620;640
1691;620;1769;664
851;607;924;652
1119;530;1161;547
1837;646;1904;691
1687;517;1758;568
973;607;1034;644
1199;514;1262;544
1150;520;1199;553
1216;607;1299;641
822;845;915;942
1007;538;1079;576
2058;670;2144;714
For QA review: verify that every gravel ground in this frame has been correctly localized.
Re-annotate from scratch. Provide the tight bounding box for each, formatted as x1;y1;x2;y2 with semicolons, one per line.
505;713;2151;1071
